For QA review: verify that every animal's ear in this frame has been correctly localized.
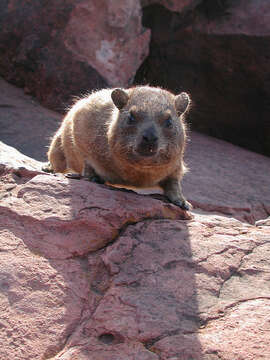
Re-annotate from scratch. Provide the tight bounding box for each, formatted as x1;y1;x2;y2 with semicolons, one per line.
111;88;129;110
175;92;190;116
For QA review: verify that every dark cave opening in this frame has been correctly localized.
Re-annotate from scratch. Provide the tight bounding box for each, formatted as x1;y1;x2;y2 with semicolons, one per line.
135;4;196;93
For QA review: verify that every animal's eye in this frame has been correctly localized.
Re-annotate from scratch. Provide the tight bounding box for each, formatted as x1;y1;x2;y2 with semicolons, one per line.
165;116;173;128
127;113;136;125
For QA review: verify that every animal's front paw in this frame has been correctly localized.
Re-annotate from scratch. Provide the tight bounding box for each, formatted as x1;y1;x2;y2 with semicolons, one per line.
82;174;105;184
172;199;192;211
88;175;105;184
42;162;54;173
65;173;82;179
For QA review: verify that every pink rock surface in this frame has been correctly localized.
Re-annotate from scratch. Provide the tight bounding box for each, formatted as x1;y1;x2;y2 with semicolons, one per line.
1;145;270;359
0;77;60;161
195;0;270;36
0;141;43;173
0;147;189;261
63;0;150;87
256;216;270;227
0;1;150;109
183;132;270;223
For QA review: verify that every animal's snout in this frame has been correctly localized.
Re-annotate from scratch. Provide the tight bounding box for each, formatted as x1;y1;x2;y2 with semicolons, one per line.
137;126;159;157
142;126;158;144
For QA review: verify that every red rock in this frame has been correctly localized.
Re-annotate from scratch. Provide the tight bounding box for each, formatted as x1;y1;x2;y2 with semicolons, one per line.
195;0;270;36
63;0;150;87
154;296;270;359
0;141;43;173
0;77;60;161
198;299;270;360
1;144;270;359
0;1;150;110
256;216;270;227
183;132;270;223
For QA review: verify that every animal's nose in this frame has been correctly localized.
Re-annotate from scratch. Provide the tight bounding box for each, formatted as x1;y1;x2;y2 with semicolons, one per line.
142;127;158;143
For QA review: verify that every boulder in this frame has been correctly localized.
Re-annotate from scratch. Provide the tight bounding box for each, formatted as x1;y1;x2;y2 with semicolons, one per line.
0;0;150;110
0;145;269;359
63;0;150;87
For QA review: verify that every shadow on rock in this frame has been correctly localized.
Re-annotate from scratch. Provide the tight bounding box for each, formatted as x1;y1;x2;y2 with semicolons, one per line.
0;155;204;359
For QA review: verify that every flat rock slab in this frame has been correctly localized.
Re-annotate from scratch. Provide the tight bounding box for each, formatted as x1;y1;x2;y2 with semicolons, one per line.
183;132;270;224
1;174;189;260
1;148;270;359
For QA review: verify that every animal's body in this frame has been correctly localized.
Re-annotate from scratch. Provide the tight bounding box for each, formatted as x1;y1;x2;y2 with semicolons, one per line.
47;86;191;209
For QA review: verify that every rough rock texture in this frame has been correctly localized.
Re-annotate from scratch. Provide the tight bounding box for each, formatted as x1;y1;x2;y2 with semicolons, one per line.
182;132;270;224
256;216;270;227
0;0;150;110
1;146;270;359
136;0;270;156
63;1;150;87
194;0;270;36
0;161;190;260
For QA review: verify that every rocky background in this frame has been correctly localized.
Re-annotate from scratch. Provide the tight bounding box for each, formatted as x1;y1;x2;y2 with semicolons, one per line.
1;0;270;359
0;0;270;156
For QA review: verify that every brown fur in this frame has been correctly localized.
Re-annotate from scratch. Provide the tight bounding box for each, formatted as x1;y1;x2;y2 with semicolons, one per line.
47;86;191;209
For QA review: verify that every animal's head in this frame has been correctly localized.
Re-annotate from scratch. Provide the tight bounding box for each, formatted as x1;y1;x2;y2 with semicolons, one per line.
108;86;190;168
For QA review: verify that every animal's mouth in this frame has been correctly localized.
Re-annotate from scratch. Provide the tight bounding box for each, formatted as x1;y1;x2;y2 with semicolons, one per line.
122;144;172;167
136;143;158;157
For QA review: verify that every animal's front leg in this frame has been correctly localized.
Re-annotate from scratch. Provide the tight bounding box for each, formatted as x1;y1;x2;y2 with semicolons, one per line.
82;160;105;184
159;175;191;210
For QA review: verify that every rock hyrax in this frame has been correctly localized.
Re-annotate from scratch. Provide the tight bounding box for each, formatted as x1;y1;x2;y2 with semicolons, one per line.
47;86;191;209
